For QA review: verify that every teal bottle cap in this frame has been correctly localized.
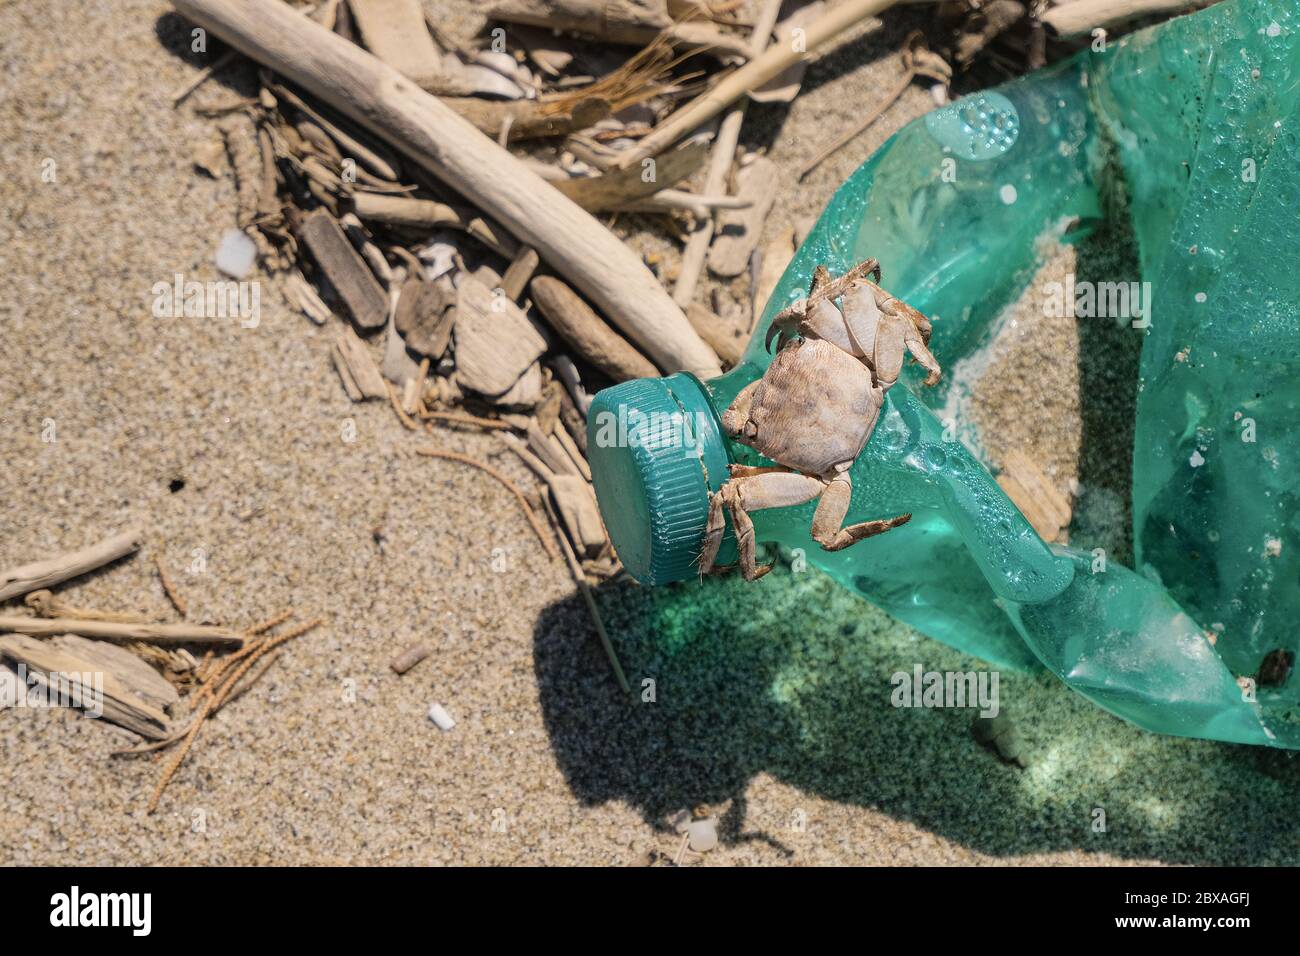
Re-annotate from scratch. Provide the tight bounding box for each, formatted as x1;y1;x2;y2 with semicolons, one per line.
587;373;732;585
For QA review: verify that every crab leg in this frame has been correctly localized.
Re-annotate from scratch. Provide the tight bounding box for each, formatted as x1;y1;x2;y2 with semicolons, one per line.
871;309;940;389
721;380;762;437
700;471;824;579
811;471;911;551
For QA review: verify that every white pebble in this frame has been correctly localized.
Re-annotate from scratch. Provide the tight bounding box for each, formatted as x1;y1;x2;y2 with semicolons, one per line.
686;818;718;853
215;229;257;279
427;702;456;731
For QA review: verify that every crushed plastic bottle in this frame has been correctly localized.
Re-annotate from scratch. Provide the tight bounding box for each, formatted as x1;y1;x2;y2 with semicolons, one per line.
588;0;1300;748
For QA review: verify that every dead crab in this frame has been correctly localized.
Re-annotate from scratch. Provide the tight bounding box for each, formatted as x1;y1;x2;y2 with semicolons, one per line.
699;257;942;581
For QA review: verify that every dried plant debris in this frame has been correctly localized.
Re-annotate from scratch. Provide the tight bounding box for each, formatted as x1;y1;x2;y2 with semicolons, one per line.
0;529;321;811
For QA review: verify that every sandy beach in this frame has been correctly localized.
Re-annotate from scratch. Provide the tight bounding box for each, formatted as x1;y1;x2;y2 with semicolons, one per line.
2;0;1299;867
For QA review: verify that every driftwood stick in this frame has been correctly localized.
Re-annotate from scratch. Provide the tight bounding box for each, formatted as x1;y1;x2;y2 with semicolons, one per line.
24;589;153;624
0;529;143;603
531;276;660;382
0;615;245;648
350;193;517;257
441;96;610;141
672;0;782;307
171;0;721;378
538;490;631;696
616;0;897;169
1041;0;1211;37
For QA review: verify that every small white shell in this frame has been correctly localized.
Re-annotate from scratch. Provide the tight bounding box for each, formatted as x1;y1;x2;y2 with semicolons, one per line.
427;702;456;731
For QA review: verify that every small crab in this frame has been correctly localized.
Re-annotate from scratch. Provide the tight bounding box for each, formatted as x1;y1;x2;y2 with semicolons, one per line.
699;257;942;581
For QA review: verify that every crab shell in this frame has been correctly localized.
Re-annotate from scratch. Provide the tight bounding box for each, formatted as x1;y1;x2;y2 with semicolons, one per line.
728;337;884;477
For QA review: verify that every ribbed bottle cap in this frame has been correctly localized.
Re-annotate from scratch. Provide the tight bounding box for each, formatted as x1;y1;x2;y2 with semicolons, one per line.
587;373;732;585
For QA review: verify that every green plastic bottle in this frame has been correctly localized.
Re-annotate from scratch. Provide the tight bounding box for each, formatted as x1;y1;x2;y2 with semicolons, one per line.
589;0;1300;748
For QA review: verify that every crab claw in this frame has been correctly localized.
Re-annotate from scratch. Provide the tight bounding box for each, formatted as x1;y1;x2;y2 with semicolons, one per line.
765;303;804;353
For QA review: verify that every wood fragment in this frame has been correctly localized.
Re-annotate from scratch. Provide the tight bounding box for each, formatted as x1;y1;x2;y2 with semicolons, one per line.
530;276;660;382
286;269;334;324
394;275;455;358
419;410;515;431
441;96;610;142
334;326;389;399
527;422;578;477
387;381;420;430
0;616;245;648
270;81;405;181
1041;0;1205;37
490;361;545;408
614;0;898;169
389;643;431;674
171;48;239;106
552;423;592;481
172;0;721;378
552;140;708;212
954;0;1025;65
686;303;747;367
539;491;630;695
750;1;826;103
24;590;151;624
672;0;782;307
299;208;389;331
490;0;751;56
331;342;365;400
352;193;517;258
501;246;540;300
996;451;1072;543
0;528;143;603
348;0;442;87
706;155;778;277
453;275;548;397
414;447;558;559
155;557;189;618
549;474;607;558
0;633;173;739
557;385;588;455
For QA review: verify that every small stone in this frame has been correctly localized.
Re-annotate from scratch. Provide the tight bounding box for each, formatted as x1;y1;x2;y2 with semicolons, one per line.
427;702;455;731
215;229;257;279
686;818;718;853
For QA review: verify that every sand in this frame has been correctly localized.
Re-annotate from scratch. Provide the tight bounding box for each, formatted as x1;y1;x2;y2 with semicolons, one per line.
3;0;1300;867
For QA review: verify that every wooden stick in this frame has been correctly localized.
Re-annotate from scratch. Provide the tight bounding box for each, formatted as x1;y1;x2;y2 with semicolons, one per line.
171;49;239;106
171;0;722;378
155;557;190;617
419;410;515;431
671;0;782;307
0;528;143;603
530;276;659;382
0;615;245;648
350;193;517;257
540;491;631;696
1041;0;1211;38
615;0;898;170
24;589;152;624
